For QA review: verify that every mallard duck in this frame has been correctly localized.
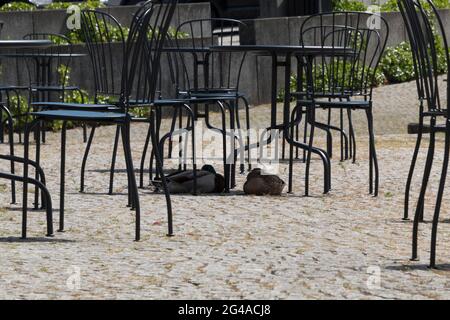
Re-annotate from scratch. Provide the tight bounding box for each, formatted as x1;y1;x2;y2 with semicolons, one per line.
243;168;285;196
153;165;225;194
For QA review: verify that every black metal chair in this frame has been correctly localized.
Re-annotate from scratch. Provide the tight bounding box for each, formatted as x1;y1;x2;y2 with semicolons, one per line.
398;0;450;268
137;36;198;192
291;12;388;196
21;0;178;240
173;18;250;191
401;0;446;223
0;102;16;203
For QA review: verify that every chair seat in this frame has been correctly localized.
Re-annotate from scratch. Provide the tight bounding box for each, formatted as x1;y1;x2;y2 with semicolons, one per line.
314;100;370;109
31;110;127;121
31;85;80;91
189;91;244;100
292;91;353;99
0;85;28;91
128;99;187;107
31;101;117;111
153;99;190;106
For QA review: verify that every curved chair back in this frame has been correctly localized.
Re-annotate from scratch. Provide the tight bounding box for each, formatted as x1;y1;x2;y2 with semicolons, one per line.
397;0;450;116
175;18;248;94
81;1;177;110
299;12;388;100
123;0;177;108
80;10;126;103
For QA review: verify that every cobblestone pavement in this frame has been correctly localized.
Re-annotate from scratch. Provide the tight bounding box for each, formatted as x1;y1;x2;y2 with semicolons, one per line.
1;79;450;299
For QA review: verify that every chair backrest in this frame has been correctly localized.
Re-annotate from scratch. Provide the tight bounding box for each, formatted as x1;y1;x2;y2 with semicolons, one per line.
122;0;177;107
22;33;74;89
299;12;388;99
80;9;126;103
175;18;247;93
82;1;177;109
158;35;188;99
397;0;449;115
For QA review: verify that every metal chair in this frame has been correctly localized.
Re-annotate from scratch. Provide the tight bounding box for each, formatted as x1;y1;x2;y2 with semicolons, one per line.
398;0;450;268
173;18;250;191
21;0;178;240
138;36;197;192
292;11;388;196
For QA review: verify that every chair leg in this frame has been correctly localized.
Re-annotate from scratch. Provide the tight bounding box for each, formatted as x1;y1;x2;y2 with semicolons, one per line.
22;119;39;238
0;107;4;143
347;108;356;163
140;123;152;189
80;125;96;193
288;108;297;193
120;124;133;209
7;111;16;204
109;125;121;195
1;104;16;204
34;121;41;210
366;108;379;196
83;124;88;144
305;108;316;197
220;103;230;192
302;114;308;163
150;110;173;236
183;104;197;195
340;109;345;161
412;120;436;261
234;99;246;174
59;121;67;232
121;119;141;241
430;126;450;268
1;170;53;236
240;96;252;171
404;119;424;220
313;121;333;159
167;106;178;159
227;101;237;189
77;89;87;144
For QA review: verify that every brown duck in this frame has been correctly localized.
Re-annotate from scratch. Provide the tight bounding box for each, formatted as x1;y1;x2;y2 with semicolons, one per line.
243;168;286;196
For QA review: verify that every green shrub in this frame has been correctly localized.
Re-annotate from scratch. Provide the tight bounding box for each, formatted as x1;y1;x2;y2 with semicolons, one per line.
379;35;447;83
379;42;415;83
45;0;105;10
0;1;36;12
381;0;450;11
332;0;367;12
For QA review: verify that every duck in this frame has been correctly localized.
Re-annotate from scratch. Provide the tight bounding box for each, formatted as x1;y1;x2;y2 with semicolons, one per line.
153;165;225;194
243;168;286;196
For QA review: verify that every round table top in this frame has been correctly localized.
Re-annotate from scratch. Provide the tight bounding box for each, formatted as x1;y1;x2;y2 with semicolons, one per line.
0;40;53;49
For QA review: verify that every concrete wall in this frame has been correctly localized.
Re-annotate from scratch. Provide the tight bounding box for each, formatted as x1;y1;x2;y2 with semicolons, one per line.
0;3;211;40
1;5;449;107
0;3;211;96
